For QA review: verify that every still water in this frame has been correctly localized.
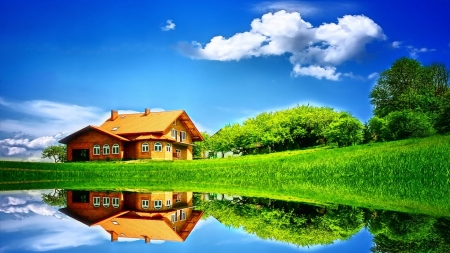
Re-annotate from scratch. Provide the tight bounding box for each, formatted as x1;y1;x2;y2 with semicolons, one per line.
0;189;448;253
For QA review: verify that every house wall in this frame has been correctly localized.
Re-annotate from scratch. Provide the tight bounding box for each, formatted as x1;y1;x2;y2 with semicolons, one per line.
67;130;124;161
132;141;173;160
164;118;193;144
125;192;179;212
67;191;124;223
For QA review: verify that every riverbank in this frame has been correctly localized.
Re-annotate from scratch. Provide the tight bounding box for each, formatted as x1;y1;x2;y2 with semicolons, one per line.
1;135;449;216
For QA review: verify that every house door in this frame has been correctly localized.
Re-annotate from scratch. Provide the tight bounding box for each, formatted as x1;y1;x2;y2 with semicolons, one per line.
72;149;90;161
176;149;181;159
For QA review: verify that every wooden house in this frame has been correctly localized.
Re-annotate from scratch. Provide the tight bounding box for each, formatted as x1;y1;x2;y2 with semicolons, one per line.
59;190;204;243
59;109;203;161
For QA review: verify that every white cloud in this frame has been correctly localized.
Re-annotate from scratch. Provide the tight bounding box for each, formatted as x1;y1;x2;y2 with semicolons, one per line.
368;72;379;79
406;46;436;58
0;191;108;252
392;41;402;48
253;1;319;17
292;64;341;80
162;20;176;31
177;10;385;80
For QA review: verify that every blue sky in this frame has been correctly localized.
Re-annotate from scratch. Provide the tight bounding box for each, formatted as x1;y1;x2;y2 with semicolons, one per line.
0;190;374;253
1;0;450;160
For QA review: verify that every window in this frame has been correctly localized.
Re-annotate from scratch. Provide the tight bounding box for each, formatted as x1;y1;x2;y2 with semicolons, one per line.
142;200;149;209
166;199;172;207
171;213;178;222
142;142;149;152
112;221;119;225
93;145;100;155
103;144;110;155
103;197;110;208
112;127;119;131
181;210;186;221
112;144;119;154
154;142;162;152
166;143;171;152
181;131;186;141
112;197;119;208
154;200;162;209
171;129;178;139
175;149;181;158
176;193;182;202
93;197;100;207
173;120;176;126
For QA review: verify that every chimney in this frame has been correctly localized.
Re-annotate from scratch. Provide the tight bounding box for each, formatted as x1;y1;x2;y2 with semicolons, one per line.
110;231;118;242
144;108;150;116
111;110;118;121
144;236;151;244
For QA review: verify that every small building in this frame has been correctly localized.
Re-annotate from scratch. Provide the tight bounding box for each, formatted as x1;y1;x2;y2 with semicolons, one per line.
59;109;203;161
59;190;204;243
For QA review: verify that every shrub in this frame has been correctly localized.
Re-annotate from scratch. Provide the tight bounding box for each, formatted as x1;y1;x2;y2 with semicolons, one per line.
383;111;435;140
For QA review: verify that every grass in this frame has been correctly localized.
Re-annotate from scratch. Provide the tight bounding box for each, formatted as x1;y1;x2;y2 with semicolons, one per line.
1;135;449;217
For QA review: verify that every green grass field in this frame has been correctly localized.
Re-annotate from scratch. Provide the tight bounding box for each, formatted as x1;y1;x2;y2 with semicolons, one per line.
1;135;449;217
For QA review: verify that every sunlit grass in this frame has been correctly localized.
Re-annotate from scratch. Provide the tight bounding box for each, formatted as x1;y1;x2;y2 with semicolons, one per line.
1;135;449;216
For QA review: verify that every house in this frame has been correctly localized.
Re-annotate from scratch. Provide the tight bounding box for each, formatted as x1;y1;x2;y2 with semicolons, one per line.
59;109;204;161
59;190;204;243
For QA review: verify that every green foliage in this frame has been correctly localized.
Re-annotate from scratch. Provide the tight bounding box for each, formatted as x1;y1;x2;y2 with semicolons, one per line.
368;116;387;142
41;189;67;207
41;144;66;163
383;110;435;140
370;58;449;119
193;132;211;158
434;91;450;134
323;112;363;147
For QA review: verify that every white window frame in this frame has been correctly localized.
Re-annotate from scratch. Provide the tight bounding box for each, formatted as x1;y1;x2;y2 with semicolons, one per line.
112;197;120;208
103;144;110;155
142;200;149;209
166;199;172;207
103;197;110;208
181;210;186;221
171;129;178;139
112;144;119;154
93;145;100;155
166;143;171;152
154;142;162;152
154;200;162;209
142;142;149;152
181;131;186;141
171;213;178;222
93;197;100;207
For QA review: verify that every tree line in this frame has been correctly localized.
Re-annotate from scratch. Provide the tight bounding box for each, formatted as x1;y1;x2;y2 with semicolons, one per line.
194;57;450;157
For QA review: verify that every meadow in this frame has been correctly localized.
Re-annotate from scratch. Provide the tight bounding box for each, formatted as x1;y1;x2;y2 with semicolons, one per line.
1;135;449;217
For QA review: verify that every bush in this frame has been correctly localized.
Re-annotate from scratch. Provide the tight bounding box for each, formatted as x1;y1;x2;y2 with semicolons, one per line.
368;117;387;142
383;111;435;140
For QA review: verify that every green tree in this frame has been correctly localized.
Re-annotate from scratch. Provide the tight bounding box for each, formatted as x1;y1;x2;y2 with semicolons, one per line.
42;144;66;163
370;58;449;119
435;91;450;134
368;116;387;142
323;112;364;147
383;110;435;140
41;189;67;207
193;132;211;158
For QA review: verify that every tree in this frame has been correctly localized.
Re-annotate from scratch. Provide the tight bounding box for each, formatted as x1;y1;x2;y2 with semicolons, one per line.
323;112;364;147
383;110;435;140
193;132;211;158
370;58;449;119
41;189;67;207
42;145;66;163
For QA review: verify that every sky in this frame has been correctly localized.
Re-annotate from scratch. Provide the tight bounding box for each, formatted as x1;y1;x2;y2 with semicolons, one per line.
0;190;374;253
1;0;450;161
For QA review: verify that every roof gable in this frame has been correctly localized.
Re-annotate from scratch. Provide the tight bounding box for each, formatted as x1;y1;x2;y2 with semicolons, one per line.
59;125;130;144
99;110;204;141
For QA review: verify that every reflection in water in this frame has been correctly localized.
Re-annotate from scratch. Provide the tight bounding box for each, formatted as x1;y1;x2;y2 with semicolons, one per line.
198;193;450;252
60;190;203;243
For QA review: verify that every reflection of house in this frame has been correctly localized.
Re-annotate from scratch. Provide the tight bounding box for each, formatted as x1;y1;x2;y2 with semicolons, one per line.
59;109;203;161
59;190;203;243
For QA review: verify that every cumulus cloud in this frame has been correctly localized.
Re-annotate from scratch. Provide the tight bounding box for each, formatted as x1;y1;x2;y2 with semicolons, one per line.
176;10;385;80
162;20;176;31
292;64;341;80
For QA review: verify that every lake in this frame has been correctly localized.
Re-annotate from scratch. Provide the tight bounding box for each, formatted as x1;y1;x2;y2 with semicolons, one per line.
1;189;449;253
